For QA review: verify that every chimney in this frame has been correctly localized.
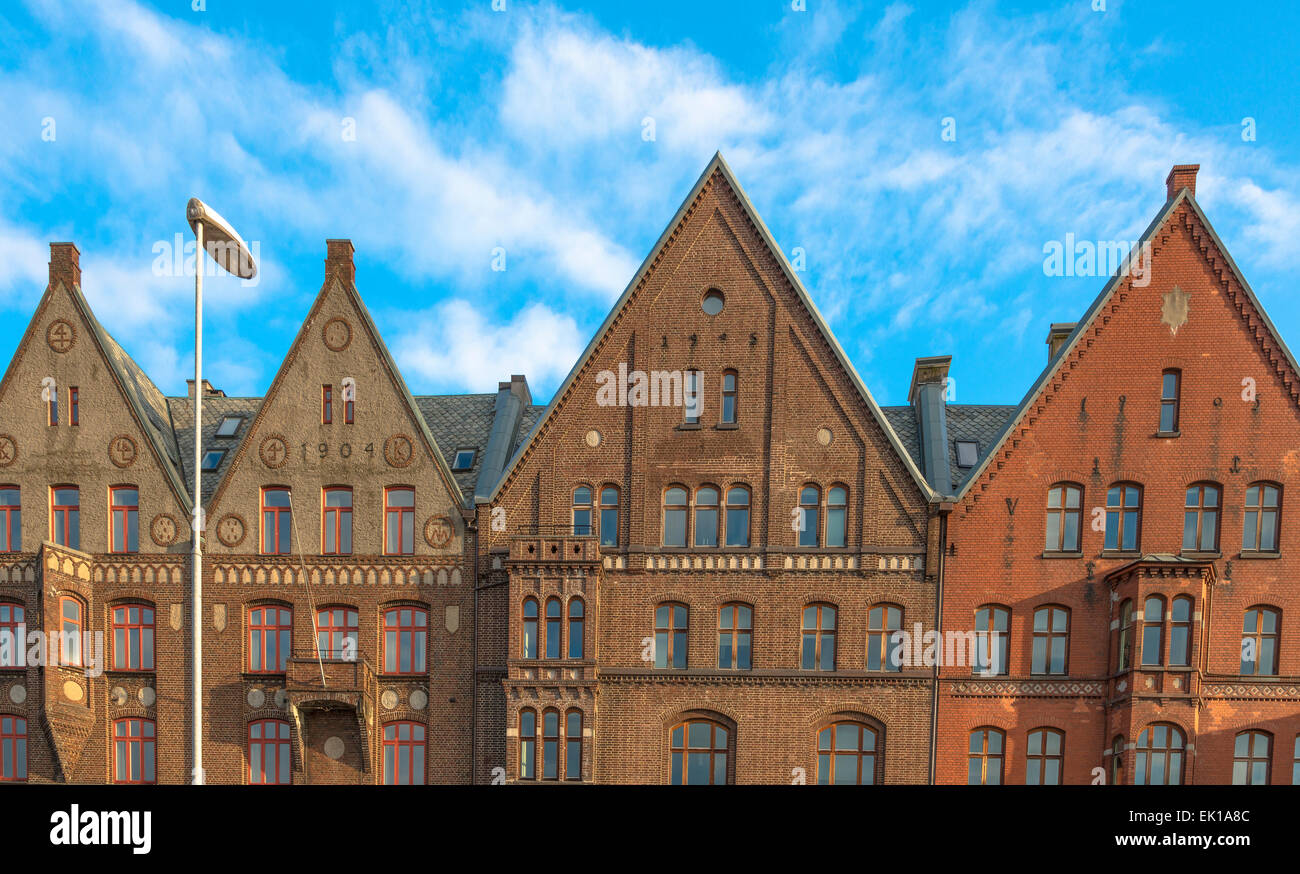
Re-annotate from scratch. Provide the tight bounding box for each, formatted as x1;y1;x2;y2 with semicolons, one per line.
49;242;81;289
474;374;533;504
186;379;224;398
1046;323;1076;362
908;356;952;494
325;239;356;284
1166;164;1199;201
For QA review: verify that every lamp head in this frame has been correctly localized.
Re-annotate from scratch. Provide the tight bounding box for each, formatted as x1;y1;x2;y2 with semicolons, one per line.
186;198;258;280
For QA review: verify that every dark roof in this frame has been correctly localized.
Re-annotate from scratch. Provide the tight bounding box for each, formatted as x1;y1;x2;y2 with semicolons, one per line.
881;404;1016;494
413;394;497;496
166;396;263;506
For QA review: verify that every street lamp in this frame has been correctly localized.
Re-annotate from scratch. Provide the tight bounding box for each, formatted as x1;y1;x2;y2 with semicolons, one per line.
185;198;257;784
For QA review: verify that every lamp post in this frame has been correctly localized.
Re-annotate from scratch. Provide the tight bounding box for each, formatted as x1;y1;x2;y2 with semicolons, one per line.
185;198;257;784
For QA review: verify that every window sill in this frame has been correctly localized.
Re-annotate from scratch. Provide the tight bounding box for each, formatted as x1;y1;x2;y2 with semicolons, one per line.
1153;430;1181;439
1041;550;1083;559
1238;550;1281;560
1100;550;1141;559
1179;551;1221;560
675;423;702;431
714;423;740;430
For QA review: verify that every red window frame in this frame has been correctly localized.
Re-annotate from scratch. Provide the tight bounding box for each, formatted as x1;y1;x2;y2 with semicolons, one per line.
383;605;428;674
542;709;560;781
322;487;353;556
109;486;139;554
0;602;24;668
567;598;585;659
519;709;537;780
248;719;291;785
111;602;155;671
51;486;79;550
48;386;57;426
261;487;292;555
384;487;415;555
59;595;83;667
248;605;292;673
0;715;26;782
382;721;426;785
322;384;333;424
112;717;156;784
522;598;538;659
344;393;354;425
69;386;78;426
565;709;583;781
0;487;18;553
316;607;358;661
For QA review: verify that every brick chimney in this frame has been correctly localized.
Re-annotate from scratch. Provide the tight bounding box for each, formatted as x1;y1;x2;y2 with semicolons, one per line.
49;242;81;289
1045;322;1076;362
1166;164;1199;200
325;239;356;284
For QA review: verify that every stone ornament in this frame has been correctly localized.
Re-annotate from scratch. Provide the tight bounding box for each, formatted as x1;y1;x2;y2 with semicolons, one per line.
323;736;345;760
274;689;289;709
445;605;460;633
9;684;27;705
1161;286;1190;335
0;434;15;467
384;434;414;468
584;429;601;448
46;319;76;353
216;514;247;547
409;690;428;711
150;513;179;547
322;317;352;352
259;434;289;469
138;687;156;706
108;434;138;468
381;689;398;710
109;686;127;706
424;515;453;548
247;688;266;708
816;427;833;446
63;680;83;702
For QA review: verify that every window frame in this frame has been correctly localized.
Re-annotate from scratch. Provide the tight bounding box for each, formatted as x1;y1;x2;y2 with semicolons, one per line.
58;595;83;667
693;485;720;548
1044;483;1083;553
1243;482;1282;553
260;487;292;555
50;485;80;550
1182;482;1221;553
968;727;1005;785
1031;604;1070;675
567;598;585;659
662;485;688;548
598;485;619;547
381;720;426;785
247;719;291;785
247;604;292;673
321;384;333;424
519;709;537;780
720;369;738;424
669;718;729;785
1233;730;1272;786
382;604;428;675
654;602;689;669
69;386;79;426
1160;369;1181;433
565;709;583;782
0;602;25;669
109;485;139;555
112;717;156;785
0;486;20;553
1025;727;1065;785
817;720;879;785
1134;723;1185;786
1140;595;1165;667
798;484;821;548
0;715;26;782
315;606;359;661
974;604;1010;676
800;602;837;671
322;486;353;556
1241;605;1281;676
1104;483;1142;552
571;485;593;537
383;486;415;556
544;597;562;660
110;601;155;672
717;602;753;670
867;603;904;672
521;598;538;660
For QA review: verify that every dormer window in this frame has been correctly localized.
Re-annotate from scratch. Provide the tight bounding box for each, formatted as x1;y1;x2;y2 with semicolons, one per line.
453;448;476;471
955;440;978;468
215;416;242;438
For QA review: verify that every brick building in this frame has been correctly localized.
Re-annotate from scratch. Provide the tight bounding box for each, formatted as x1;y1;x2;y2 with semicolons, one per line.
0;158;1295;784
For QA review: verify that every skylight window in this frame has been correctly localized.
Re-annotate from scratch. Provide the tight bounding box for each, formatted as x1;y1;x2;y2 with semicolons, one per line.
215;416;242;438
955;440;979;468
452;448;476;471
201;450;226;471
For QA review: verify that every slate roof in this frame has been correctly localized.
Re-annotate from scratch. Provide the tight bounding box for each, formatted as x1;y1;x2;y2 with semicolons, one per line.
881;404;1017;495
414;393;497;497
166;395;263;506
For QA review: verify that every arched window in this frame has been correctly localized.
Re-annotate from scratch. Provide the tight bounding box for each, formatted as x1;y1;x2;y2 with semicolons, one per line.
316;607;358;660
0;715;25;781
542;709;560;781
545;598;562;659
383;605;428;674
1183;482;1221;552
720;370;738;424
248;720;291;785
827;485;848;548
1160;369;1181;432
0;486;19;553
0;602;25;669
1117;599;1134;670
817;721;878;785
974;605;1010;676
599;486;619;547
1111;735;1126;786
717;603;753;670
1045;483;1082;552
109;486;138;554
1243;483;1282;553
381;721;426;785
58;596;83;667
113;718;156;784
261;487;291;555
565;709;583;781
798;485;820;547
1170;596;1193;666
1026;728;1065;785
1140;596;1165;666
572;486;593;536
867;603;903;672
968;728;1004;785
669;719;729;785
1241;606;1280;676
111;602;155;671
248;605;291;673
724;486;750;547
655;603;688;669
1031;605;1069;675
519;709;537;780
801;603;836;671
694;486;719;547
568;598;585;659
322;487;353;555
384;486;415;555
521;598;538;660
663;486;688;547
1135;723;1185;785
1233;731;1272;785
1104;483;1141;551
51;486;79;550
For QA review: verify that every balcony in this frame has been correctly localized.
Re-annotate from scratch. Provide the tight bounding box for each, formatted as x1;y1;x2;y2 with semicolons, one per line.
509;524;599;566
285;653;376;713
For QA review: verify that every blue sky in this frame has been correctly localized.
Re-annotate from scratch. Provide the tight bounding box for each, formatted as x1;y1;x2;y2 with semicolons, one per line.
0;0;1297;406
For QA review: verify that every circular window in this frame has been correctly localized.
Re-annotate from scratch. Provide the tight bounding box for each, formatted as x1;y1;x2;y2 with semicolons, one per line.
701;289;725;316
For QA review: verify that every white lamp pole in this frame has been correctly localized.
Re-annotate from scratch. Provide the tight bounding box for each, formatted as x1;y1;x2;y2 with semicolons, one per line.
185;198;257;785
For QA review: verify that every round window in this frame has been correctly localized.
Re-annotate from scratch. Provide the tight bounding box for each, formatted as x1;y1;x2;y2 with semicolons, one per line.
702;289;725;315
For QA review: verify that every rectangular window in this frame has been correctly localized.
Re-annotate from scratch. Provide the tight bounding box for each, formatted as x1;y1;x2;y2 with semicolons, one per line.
0;716;25;782
1182;484;1220;552
0;488;19;553
248;720;291;785
69;387;79;426
59;597;82;667
684;370;701;424
382;722;426;785
317;607;359;661
955;440;978;468
385;487;415;555
720;371;737;424
111;603;154;671
322;488;353;555
215;416;242;438
322;385;333;424
261;488;292;555
110;487;139;554
383;606;428;674
717;604;752;670
0;603;25;668
51;487;79;550
248;606;291;673
1104;484;1141;551
201;450;226;471
1243;484;1281;553
1160;370;1181;432
452;448;475;470
48;386;58;426
113;718;156;784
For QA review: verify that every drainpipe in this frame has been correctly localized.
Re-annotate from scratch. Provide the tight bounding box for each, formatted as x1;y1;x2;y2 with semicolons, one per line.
929;506;947;785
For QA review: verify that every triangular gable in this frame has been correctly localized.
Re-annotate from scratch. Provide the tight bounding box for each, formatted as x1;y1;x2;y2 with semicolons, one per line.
0;277;193;514
955;186;1300;503
204;265;467;513
487;152;935;503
